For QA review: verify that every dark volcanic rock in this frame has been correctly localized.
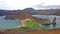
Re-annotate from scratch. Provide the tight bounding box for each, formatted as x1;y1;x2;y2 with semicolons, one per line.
32;17;51;25
4;15;16;20
23;8;37;15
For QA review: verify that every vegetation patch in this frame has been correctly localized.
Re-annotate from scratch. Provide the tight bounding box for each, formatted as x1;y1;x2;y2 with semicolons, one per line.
26;21;48;30
6;21;48;30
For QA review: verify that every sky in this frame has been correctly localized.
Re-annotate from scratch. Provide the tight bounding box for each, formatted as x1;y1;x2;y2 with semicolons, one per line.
0;0;60;10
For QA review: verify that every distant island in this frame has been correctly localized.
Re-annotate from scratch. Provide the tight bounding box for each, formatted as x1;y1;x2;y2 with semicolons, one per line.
0;8;60;16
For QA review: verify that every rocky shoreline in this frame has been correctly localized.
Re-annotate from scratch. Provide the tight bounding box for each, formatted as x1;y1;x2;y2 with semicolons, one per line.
0;28;60;34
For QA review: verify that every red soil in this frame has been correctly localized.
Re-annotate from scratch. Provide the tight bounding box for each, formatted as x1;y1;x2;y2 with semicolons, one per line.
0;28;60;34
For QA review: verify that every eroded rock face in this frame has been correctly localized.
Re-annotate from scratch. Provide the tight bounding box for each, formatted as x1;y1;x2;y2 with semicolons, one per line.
52;16;56;25
20;19;32;27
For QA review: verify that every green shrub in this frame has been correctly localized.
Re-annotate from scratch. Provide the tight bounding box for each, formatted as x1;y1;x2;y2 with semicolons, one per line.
26;21;39;29
6;27;30;30
26;21;48;30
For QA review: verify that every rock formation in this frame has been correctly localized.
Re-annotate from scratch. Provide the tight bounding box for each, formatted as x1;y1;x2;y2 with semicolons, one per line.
4;15;16;20
32;17;51;25
52;16;56;25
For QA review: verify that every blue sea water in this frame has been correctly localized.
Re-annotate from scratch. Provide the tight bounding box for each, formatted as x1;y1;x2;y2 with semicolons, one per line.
0;16;20;29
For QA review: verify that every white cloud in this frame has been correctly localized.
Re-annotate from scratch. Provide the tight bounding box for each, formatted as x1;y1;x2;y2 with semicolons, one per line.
43;0;60;6
0;0;60;10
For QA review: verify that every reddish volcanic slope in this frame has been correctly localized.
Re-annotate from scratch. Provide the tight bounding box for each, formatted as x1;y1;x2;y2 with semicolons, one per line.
0;28;60;34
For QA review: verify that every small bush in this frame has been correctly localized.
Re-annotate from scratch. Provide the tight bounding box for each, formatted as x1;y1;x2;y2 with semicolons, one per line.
26;21;48;30
26;21;39;29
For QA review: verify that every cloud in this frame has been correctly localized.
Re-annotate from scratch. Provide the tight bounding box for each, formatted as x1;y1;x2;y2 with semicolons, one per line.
43;0;60;6
0;0;60;10
0;0;43;10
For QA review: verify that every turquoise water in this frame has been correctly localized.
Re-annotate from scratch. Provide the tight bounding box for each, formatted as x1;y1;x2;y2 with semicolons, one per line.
32;15;60;29
0;16;20;29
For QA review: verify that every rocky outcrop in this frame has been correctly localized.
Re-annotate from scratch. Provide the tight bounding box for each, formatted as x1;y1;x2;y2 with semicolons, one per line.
52;16;56;25
4;15;16;20
32;17;51;25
